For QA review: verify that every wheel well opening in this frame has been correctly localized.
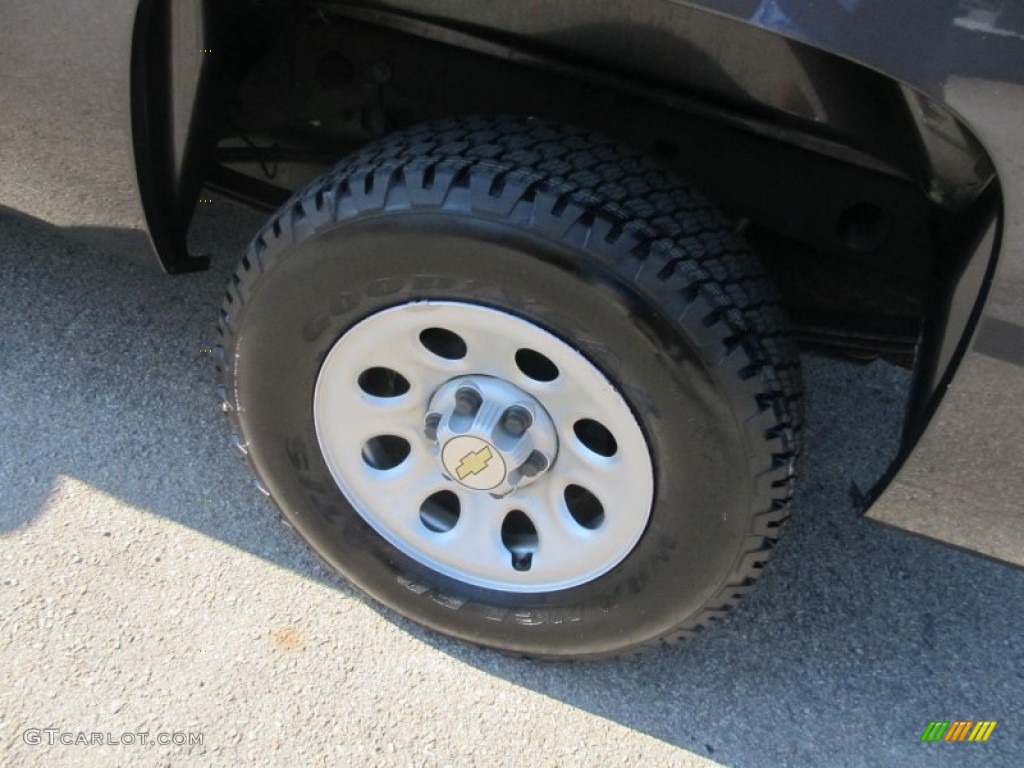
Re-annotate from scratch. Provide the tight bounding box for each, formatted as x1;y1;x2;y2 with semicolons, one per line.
166;0;1000;507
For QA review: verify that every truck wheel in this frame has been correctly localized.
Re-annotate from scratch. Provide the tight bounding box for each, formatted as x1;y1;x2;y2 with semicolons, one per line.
216;116;802;659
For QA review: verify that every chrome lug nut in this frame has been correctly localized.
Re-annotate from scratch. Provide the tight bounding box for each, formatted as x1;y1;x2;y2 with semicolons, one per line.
501;405;533;437
454;386;482;416
519;450;549;478
423;412;442;442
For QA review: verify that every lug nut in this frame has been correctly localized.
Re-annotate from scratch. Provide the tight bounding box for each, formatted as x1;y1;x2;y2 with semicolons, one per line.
519;450;549;478
501;406;533;437
454;387;482;417
423;412;442;442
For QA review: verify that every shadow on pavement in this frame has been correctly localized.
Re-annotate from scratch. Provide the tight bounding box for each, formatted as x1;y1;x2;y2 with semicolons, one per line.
0;202;348;590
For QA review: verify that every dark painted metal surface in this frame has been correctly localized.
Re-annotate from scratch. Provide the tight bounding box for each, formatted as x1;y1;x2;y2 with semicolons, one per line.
132;0;214;273
708;0;1024;563
343;0;995;207
1;0;1021;562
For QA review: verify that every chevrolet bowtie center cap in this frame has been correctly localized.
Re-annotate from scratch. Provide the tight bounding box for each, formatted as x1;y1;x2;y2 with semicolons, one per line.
442;435;507;491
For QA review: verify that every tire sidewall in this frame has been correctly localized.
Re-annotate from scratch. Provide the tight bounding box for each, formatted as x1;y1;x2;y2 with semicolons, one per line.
233;211;756;657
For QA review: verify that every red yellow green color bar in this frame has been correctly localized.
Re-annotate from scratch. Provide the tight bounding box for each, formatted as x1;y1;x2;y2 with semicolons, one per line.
920;721;997;742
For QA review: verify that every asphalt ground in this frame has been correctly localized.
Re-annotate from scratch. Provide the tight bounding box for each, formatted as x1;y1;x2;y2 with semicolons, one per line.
1;199;1022;767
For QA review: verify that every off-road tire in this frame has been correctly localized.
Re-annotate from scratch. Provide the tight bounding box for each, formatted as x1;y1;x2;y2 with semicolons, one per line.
215;116;803;660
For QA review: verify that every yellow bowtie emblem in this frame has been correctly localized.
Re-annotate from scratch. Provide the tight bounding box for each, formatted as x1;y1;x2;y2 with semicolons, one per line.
456;445;494;480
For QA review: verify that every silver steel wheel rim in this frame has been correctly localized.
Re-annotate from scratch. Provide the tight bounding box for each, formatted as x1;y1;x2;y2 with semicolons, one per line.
313;301;654;592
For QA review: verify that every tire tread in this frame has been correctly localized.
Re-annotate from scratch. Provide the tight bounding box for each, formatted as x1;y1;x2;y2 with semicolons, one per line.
216;116;804;660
